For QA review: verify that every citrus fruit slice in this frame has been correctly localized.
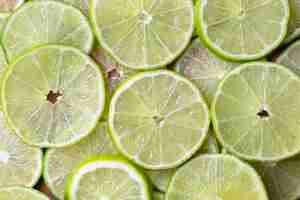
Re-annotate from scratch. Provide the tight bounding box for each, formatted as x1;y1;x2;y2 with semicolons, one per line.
175;39;239;104
0;111;42;187
109;70;210;169
276;39;300;75
66;156;151;200
166;154;268;200
0;13;8;35
0;187;49;200
146;131;219;192
44;121;119;199
2;45;105;147
254;155;300;200
0;0;24;13
154;192;164;200
212;62;300;161
2;1;93;61
89;0;194;69
283;0;300;44
195;0;290;61
38;0;89;15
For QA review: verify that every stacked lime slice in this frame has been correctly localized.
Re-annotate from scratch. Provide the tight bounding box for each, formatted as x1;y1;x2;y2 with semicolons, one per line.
195;0;290;61
38;0;89;15
2;45;105;147
0;187;49;200
90;0;194;69
44;121;119;199
109;70;210;169
66;156;151;200
2;1;93;61
166;155;268;200
212;62;300;161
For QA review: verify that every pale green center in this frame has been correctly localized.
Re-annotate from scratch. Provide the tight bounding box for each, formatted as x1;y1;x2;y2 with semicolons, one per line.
139;10;152;25
0;150;10;164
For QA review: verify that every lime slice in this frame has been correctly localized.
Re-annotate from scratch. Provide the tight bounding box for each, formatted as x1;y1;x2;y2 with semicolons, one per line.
0;111;42;187
212;62;300;161
109;70;210;169
44;121;119;199
146;131;219;192
89;0;194;69
195;0;290;61
2;45;105;147
154;192;164;200
0;0;24;13
283;0;300;44
254;155;300;200
2;1;93;61
37;0;89;15
66;156;151;200
0;187;49;200
0;13;8;35
175;39;239;104
276;39;300;75
167;154;268;200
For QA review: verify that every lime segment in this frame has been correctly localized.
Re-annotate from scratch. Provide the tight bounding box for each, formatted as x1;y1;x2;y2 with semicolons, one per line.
166;155;268;200
154;192;164;200
284;0;300;44
212;62;300;161
90;0;194;69
2;1;93;61
38;0;89;15
109;70;210;169
66;156;151;200
195;0;290;61
0;187;49;200
2;45;105;147
0;13;8;35
44;121;119;199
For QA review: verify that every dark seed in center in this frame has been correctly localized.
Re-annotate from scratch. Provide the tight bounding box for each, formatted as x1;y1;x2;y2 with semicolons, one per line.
257;109;269;118
46;90;62;104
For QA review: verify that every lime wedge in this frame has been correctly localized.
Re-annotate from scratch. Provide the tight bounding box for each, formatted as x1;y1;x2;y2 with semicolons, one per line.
167;154;268;200
212;62;300;161
254;155;300;200
37;0;89;15
0;0;23;12
2;1;93;61
175;39;239;104
89;0;194;69
44;121;119;199
66;156;151;200
0;111;42;187
284;0;300;44
2;45;105;147
276;39;300;74
154;192;164;200
195;0;290;61
109;70;210;169
0;187;49;200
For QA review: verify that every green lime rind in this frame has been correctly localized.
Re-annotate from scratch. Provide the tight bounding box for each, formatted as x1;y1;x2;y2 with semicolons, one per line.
43;121;119;200
166;154;269;200
254;155;300;200
109;70;210;170
195;0;290;61
283;0;300;44
0;186;49;200
212;61;300;161
37;0;89;15
2;44;106;148
65;155;152;200
2;1;94;62
89;0;194;70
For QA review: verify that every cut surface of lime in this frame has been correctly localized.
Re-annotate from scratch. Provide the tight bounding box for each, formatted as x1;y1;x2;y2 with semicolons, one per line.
0;0;24;12
0;187;49;200
0;111;42;187
0;13;8;35
90;0;194;69
195;0;290;61
276;39;300;75
212;62;300;161
44;121;119;199
284;0;300;44
154;192;164;200
175;39;239;104
2;45;105;147
109;70;210;169
38;0;89;15
254;155;300;200
166;155;268;200
2;1;93;61
66;156;151;200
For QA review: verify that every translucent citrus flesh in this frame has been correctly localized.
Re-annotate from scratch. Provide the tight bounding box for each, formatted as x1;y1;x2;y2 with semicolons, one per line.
109;70;210;169
44;122;119;199
38;0;89;15
166;155;268;200
175;39;239;104
153;192;164;200
2;45;105;147
0;187;49;200
284;0;300;44
0;111;42;187
212;62;300;161
0;13;8;35
90;0;194;69
66;156;151;200
2;1;93;61
196;0;290;60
